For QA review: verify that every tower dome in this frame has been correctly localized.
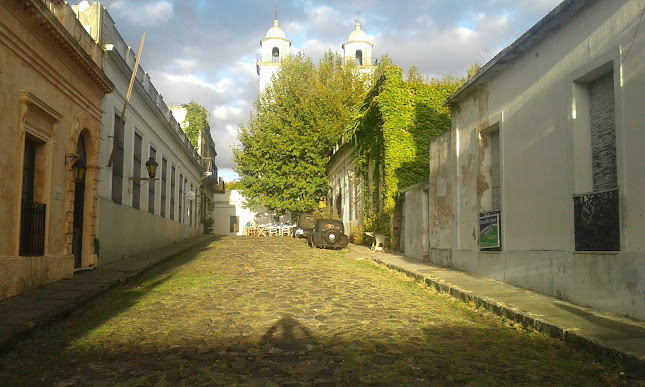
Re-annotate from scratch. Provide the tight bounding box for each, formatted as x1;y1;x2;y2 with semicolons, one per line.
265;20;286;39
345;23;370;44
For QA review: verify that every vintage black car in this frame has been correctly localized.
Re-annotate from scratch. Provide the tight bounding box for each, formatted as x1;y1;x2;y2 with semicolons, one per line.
292;212;316;239
308;219;349;249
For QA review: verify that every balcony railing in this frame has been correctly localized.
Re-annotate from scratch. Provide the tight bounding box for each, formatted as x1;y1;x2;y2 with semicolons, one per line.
20;199;46;256
573;188;619;251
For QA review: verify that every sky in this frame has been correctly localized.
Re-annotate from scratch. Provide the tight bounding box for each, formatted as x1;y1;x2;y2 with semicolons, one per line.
69;0;563;182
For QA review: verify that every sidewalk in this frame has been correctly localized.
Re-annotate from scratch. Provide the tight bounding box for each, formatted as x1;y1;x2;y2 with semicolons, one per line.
0;234;214;354
346;244;645;375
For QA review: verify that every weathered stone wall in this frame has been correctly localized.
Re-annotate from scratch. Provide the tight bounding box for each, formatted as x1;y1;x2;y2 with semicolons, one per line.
432;0;645;320
0;0;111;299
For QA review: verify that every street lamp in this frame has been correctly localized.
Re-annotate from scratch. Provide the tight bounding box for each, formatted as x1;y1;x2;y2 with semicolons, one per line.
145;157;158;178
199;184;206;196
130;157;159;184
72;160;86;182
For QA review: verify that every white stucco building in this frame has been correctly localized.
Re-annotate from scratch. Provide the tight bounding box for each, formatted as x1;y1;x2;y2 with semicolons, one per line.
212;190;291;236
75;2;204;265
408;0;645;320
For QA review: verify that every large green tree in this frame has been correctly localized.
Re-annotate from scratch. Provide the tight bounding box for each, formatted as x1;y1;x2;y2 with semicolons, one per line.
234;51;369;214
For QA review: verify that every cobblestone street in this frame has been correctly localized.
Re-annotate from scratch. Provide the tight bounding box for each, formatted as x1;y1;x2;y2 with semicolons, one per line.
0;237;625;385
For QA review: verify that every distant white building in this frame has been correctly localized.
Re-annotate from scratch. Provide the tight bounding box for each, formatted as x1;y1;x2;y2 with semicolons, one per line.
212;190;291;236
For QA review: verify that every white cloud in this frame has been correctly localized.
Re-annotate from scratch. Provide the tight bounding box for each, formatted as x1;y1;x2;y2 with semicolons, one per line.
110;1;173;27
226;124;240;135
212;105;242;121
159;73;217;91
173;58;197;71
456;26;476;41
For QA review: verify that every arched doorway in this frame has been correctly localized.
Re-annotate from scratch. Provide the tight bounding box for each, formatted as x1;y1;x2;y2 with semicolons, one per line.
72;135;86;268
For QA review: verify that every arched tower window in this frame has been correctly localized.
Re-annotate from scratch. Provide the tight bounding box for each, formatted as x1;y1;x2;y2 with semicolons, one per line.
355;50;363;66
272;47;280;63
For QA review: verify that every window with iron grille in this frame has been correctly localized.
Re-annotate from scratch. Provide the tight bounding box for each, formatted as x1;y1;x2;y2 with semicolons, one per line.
178;173;183;223
111;114;124;204
161;158;167;218
190;183;194;226
148;147;156;214
132;132;142;209
20;139;45;256
574;71;619;251
170;165;176;220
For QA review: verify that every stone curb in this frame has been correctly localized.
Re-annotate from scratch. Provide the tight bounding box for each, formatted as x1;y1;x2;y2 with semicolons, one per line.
368;256;645;376
0;235;214;355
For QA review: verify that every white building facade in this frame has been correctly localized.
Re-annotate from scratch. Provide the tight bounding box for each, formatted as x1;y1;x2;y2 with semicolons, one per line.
75;2;204;265
419;0;645;320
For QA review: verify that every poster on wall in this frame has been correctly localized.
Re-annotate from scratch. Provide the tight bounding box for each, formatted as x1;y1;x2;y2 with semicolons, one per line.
479;212;500;249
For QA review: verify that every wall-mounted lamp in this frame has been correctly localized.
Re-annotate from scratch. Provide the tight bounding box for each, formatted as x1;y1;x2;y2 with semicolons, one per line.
145;157;158;178
72;160;86;182
65;153;86;182
129;157;159;184
199;184;206;196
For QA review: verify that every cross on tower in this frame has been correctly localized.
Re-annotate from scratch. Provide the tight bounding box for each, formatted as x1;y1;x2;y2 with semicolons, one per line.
274;4;279;20
354;11;360;24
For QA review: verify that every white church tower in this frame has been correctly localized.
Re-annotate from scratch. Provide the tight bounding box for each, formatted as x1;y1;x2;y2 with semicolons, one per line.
342;21;376;74
256;19;291;94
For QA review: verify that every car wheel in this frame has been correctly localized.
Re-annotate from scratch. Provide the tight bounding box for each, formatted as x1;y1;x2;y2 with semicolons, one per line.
323;230;340;245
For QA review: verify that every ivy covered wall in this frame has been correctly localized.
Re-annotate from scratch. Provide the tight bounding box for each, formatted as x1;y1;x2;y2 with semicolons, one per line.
347;65;462;235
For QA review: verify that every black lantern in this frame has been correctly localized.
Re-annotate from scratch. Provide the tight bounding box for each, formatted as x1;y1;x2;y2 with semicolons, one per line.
199;184;206;196
145;157;158;178
72;160;86;182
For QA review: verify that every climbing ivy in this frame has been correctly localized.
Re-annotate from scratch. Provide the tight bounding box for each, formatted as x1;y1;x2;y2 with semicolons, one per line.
181;101;210;149
347;65;463;233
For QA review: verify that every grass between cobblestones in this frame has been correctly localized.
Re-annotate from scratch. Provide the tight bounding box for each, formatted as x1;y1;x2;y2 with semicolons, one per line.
0;236;636;386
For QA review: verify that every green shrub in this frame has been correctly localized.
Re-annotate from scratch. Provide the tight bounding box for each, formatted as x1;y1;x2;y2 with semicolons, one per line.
350;226;365;245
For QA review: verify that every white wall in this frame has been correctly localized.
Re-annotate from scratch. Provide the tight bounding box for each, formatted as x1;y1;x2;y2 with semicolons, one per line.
429;0;645;320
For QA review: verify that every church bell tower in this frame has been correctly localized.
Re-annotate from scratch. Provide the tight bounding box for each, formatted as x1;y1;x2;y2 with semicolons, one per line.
257;16;291;94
